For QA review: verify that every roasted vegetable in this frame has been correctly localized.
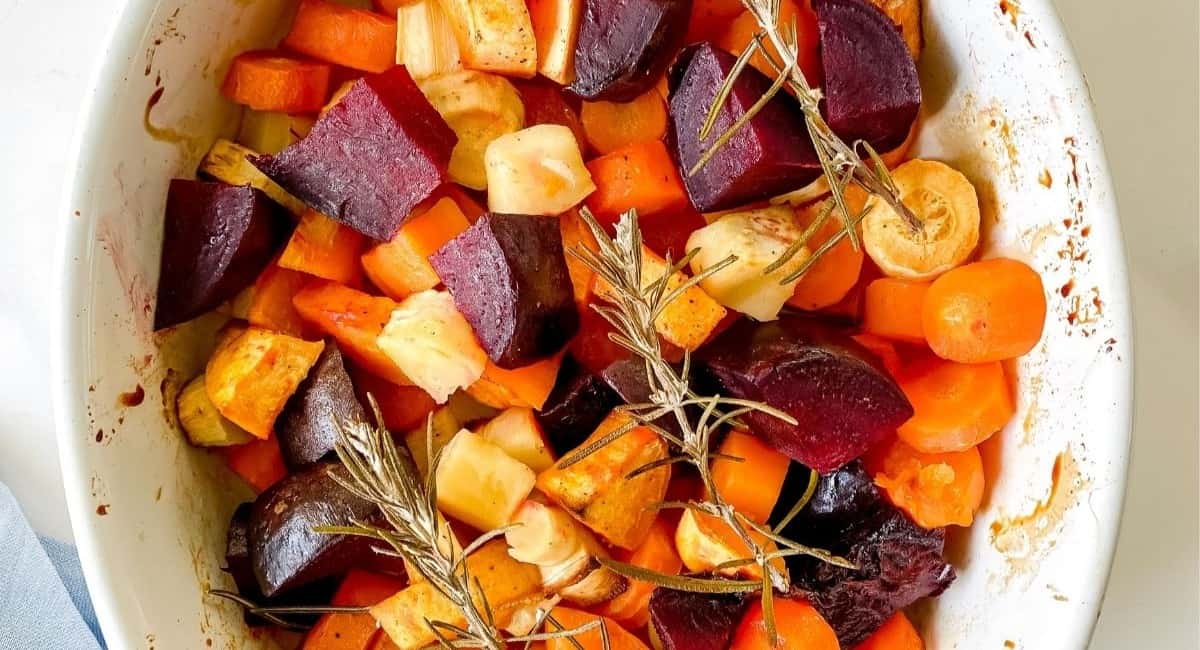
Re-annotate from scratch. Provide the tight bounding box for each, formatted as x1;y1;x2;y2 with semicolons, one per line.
923;258;1047;363
252;66;456;242
205;327;326;438
674;508;785;581
696;316;912;472
418;71;525;189
537;412;670;549
279;210;367;285
375;290;488;403
593;244;727;351
431;212;579;368
484;124;595;216
648;588;748;650
283;0;397;73
154;180;287;330
506;500;627;605
292;281;412;387
237;110;314;156
668;43;820;212
535;356;621;455
402;404;463;478
177;374;254;447
477;407;556;472
686;207;808;321
275;342;366;469
814;0;921;152
782;462;955;646
198;139;306;215
439;0;538;77
221;50;333;114
730;597;839;650
544;607;649;650
248;462;381;596
529;0;582;83
395;0;463;79
467;354;563;410
360;197;472;301
862;160;980;280
434;430;537;531
568;0;690;101
370;539;543;649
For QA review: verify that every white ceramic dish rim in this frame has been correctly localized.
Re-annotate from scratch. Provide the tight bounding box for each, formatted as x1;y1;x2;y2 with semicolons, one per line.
51;0;1134;648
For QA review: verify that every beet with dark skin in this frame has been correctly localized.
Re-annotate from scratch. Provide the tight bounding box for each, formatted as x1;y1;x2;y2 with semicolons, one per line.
815;0;921;152
431;213;579;368
695;315;912;472
154;180;287;330
535;355;621;455
252;66;457;241
249;462;383;597
648;588;749;650
668;43;822;212
569;0;691;101
783;462;955;645
276;342;366;470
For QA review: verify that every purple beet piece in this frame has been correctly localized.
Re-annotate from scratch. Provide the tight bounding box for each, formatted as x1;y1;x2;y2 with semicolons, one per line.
251;66;457;241
815;0;921;152
431;213;579;369
599;357;685;436
648;588;748;650
276;342;366;470
154;180;287;330
569;0;691;101
783;464;954;645
224;503;336;627
695;315;912;472
668;43;822;212
535;356;621;455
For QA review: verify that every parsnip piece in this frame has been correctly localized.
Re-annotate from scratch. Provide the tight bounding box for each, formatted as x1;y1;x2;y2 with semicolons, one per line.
403;404;462;478
198;139;306;216
371;539;543;649
177;374;254;447
376;290;488;404
478;407;556;472
434;430;537;531
484;124;595;215
686;206;808;321
419;71;525;189
396;0;463;78
528;0;582;84
675;508;788;582
237;110;314;155
863;159;980;280
439;0;537;77
505;500;627;606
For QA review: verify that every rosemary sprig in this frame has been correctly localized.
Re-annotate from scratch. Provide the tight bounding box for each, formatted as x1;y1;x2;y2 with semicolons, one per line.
320;400;606;649
208;589;368;632
566;208;855;642
690;0;923;277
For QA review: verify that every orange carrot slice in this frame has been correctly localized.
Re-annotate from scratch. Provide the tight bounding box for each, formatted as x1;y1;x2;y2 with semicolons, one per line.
284;0;398;73
222;50;332;113
867;436;985;528
862;277;931;344
922;258;1047;363
896;356;1014;453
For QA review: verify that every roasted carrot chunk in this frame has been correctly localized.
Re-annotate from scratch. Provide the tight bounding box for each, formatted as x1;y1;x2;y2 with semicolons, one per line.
280;210;367;286
862;277;931;344
221;436;288;492
896;356;1014;453
596;518;682;628
710;431;791;524
284;0;398;73
221;50;332;113
731;597;839;650
580;90;669;155
922;258;1047;363
854;611;925;650
247;261;313;338
867;436;985;528
585;140;688;225
467;353;564;410
545;608;649;650
361;197;470;300
292;280;411;386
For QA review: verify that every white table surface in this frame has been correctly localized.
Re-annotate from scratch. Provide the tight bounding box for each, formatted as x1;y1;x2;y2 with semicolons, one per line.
0;0;1195;647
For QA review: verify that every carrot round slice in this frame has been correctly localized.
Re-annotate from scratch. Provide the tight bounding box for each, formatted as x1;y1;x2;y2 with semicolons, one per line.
221;50;332;113
283;0;398;73
854;612;925;650
923;257;1047;363
862;277;931;343
580;90;669;155
867;436;984;528
896;356;1014;453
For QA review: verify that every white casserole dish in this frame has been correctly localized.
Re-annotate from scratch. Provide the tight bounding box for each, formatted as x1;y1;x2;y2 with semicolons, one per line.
52;1;1133;647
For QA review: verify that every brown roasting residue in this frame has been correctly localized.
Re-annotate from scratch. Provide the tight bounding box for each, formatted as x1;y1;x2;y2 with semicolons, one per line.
96;504;110;516
998;0;1020;28
990;448;1087;574
1059;279;1074;297
1038;169;1052;188
144;87;192;145
119;384;146;407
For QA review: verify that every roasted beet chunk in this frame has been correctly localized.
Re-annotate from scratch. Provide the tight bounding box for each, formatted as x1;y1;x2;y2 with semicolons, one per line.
782;462;955;645
535;356;621;455
252;66;456;241
695;315;912;472
431;213;579;368
249;462;382;596
649;588;749;650
276;342;366;470
569;0;691;101
154;180;286;330
669;43;821;212
814;0;921;152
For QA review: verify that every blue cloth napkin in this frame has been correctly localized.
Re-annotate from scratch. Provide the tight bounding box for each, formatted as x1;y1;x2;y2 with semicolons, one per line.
0;483;105;649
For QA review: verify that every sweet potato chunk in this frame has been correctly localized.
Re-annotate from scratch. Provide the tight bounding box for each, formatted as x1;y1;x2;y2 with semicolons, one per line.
537;412;670;549
205;327;325;438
